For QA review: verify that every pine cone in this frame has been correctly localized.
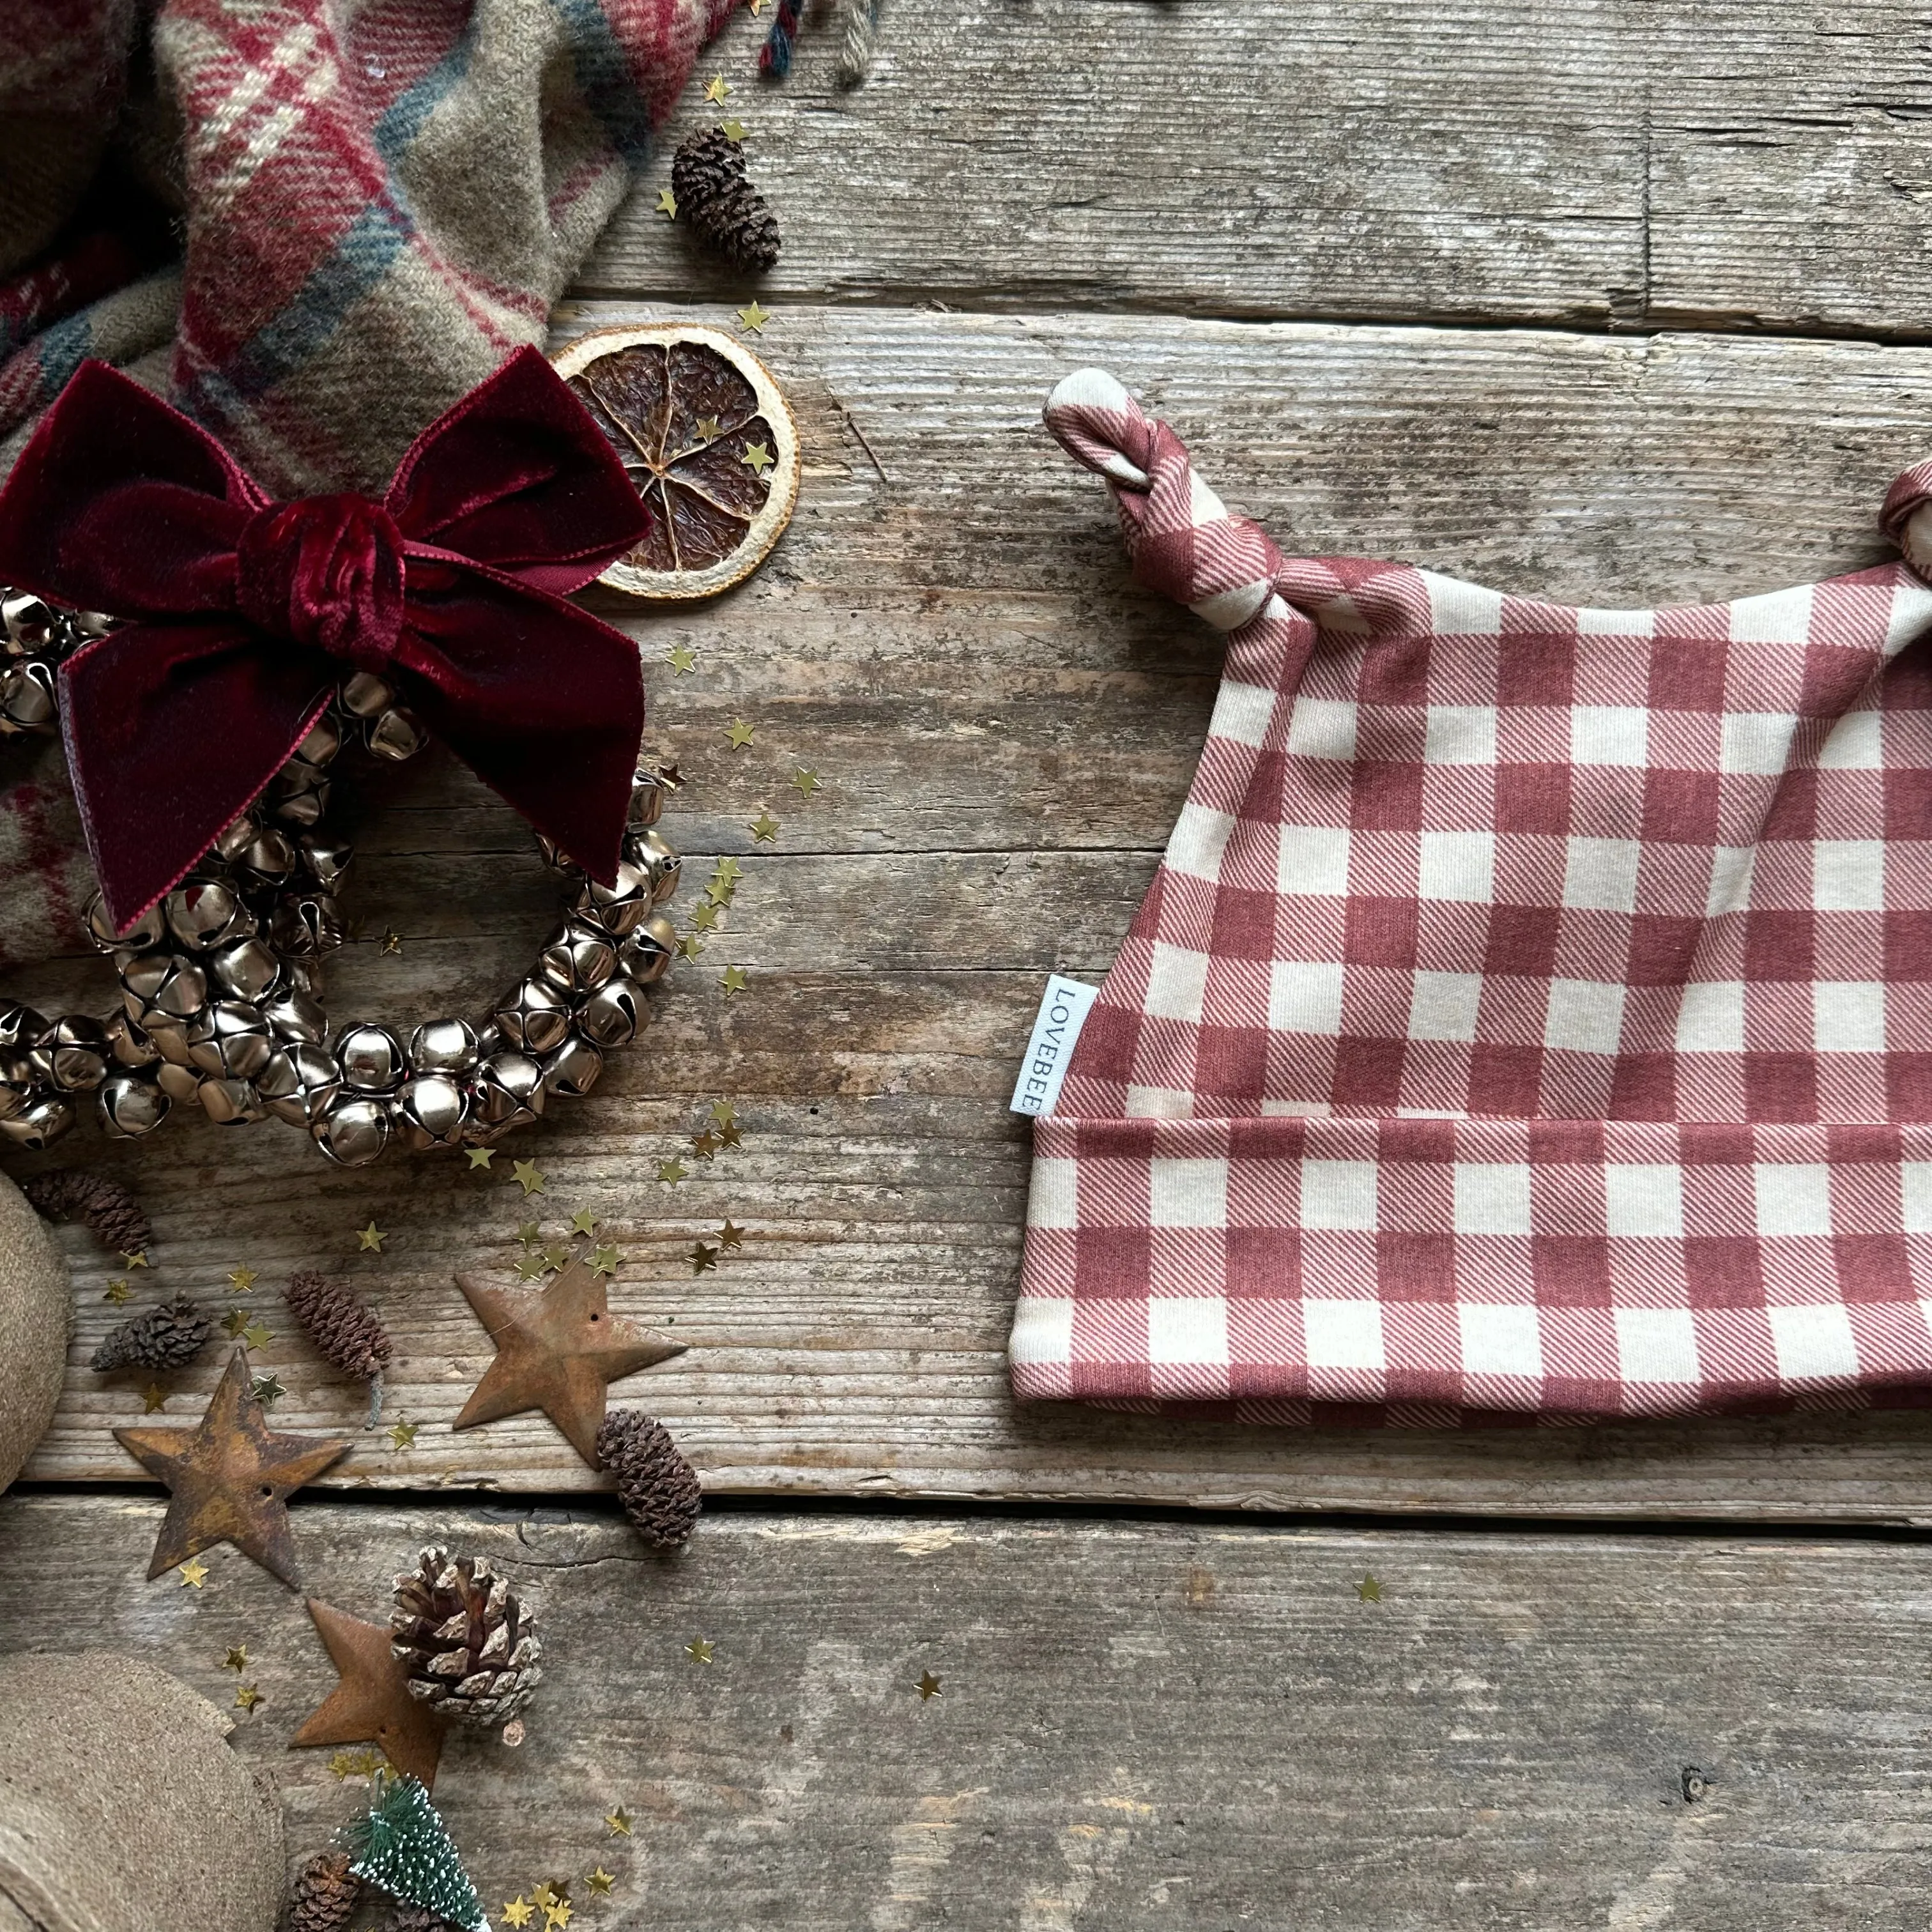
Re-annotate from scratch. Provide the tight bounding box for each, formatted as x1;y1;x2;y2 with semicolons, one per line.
390;1547;542;1728
285;1850;360;1932
597;1409;702;1547
91;1290;211;1372
286;1269;392;1381
22;1167;151;1255
671;126;781;272
387;1910;461;1932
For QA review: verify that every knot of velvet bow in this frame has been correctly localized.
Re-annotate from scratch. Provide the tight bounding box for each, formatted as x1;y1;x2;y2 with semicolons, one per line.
0;346;651;934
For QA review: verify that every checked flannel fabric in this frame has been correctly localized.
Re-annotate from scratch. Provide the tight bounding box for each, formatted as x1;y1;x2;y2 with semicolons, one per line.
1011;367;1932;1427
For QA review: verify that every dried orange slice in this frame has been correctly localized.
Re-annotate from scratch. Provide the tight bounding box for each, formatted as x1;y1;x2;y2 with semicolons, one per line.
551;324;799;601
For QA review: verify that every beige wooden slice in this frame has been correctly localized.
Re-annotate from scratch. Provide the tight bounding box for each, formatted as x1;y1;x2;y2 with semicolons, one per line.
551;323;799;601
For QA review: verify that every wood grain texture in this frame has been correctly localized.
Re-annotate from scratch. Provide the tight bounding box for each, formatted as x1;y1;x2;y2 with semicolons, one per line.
18;307;1932;1517
588;1;1932;338
0;1494;1927;1930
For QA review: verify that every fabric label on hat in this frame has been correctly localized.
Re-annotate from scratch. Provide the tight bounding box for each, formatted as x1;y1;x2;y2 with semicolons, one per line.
1011;975;1099;1117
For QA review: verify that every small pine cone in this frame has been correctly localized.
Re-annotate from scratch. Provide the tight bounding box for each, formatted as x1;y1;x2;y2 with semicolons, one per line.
286;1269;392;1381
387;1910;461;1932
22;1168;152;1255
285;1850;360;1932
671;126;781;272
390;1546;542;1728
597;1409;702;1547
91;1290;211;1372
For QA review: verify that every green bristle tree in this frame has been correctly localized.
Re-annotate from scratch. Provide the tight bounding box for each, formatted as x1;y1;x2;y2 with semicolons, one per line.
339;1773;487;1932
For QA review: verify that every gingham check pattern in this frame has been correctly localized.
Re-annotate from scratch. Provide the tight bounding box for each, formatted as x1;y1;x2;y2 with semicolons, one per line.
1012;367;1932;1424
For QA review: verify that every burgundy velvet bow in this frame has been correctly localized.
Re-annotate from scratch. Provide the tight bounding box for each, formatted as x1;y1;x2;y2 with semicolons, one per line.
0;346;650;933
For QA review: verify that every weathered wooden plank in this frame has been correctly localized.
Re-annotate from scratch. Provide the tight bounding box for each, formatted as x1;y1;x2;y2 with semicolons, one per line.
588;1;1932;339
1;1494;1928;1929
19;308;1932;1518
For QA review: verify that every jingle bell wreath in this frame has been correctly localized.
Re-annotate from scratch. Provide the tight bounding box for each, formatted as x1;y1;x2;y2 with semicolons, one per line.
0;347;688;1167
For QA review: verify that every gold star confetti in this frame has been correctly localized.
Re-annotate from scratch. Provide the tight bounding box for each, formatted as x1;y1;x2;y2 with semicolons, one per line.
516;1254;548;1283
749;0;767;13
588;1869;615;1896
503;1901;536;1929
702;880;733;910
678;935;707;962
546;1903;574;1929
667;643;697;674
468;1146;495;1169
250;1373;286;1408
1356;1574;1383;1602
690;901;721;931
687;1637;714;1663
241;1319;272;1351
689;1243;719;1275
532;1885;562;1911
224;1646;249;1672
235;1683;262;1712
703;74;731;102
719;965;749;995
122;1250;150;1269
221;1307;250;1339
605;1807;634;1837
917;1671;942;1699
142;1384;167;1413
695;415;723;442
179;1557;209;1588
712;856;744;889
389;1420;418;1451
691;1128;719;1160
658;1158;687;1183
589;1245;621;1277
330;1747;386;1780
712;1100;737;1128
654;187;677;218
735;298;767;331
358;1222;385;1252
721;118;748;144
104;1277;130;1305
717;1121;743;1149
724;717;755;749
571;1209;597;1237
749;810;779;842
519;1222;542;1246
229;1266;258;1293
740;441;774;477
719;1220;746;1249
514;1160;547;1196
381;930;402;954
542;1243;571;1273
792;766;820;795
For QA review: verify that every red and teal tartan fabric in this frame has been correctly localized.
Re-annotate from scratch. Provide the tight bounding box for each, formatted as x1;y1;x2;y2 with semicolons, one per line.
1012;368;1932;1426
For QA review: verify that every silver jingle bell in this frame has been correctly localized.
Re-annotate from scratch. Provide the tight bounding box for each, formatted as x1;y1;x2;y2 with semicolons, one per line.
121;953;209;1020
144;1018;195;1068
34;1015;110;1092
540;1035;603;1099
0;999;47;1052
492;977;571;1057
238;828;298;890
533;831;580;875
397;1072;468;1150
268;892;346;957
471;1050;548;1130
270;758;330;827
628;762;676;828
1;590;59;652
536;921;617;1000
263;986;329;1045
366;705;425;762
165;878;254;951
299;834;352;891
0;1092;73;1149
572;860;653;938
312;1092;391;1167
257;1042;342;1126
86;893;164;954
295;712;342;767
625;826;681;904
409;1018;480;1077
104;1010;160;1068
155;1061;203;1103
0;1052;36;1120
210;811;260;864
617;914;678;986
335;1022;407;1094
0;659;57;731
187;1000;273;1080
98;1070;170;1138
578;974;647;1048
339;671;394;717
198;1077;266;1126
213;935;284;1003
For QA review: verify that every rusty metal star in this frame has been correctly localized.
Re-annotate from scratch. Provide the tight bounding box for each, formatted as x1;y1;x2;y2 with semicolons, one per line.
292;1597;452;1789
114;1349;351;1588
452;1255;686;1466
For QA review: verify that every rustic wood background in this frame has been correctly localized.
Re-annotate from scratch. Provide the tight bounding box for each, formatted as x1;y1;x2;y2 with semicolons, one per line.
8;3;1932;1924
